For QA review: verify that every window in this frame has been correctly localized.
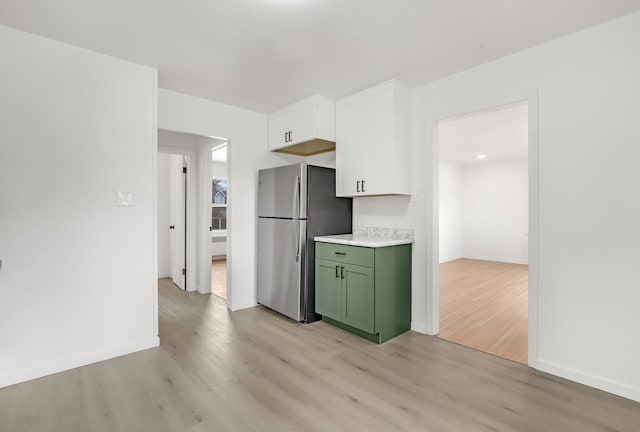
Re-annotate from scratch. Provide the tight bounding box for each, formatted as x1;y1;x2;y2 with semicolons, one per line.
212;178;227;232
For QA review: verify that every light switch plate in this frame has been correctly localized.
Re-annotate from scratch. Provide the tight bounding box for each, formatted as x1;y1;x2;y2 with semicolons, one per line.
116;191;134;206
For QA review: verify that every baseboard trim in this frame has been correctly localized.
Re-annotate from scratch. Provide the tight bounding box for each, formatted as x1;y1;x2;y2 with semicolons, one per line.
462;255;529;265
158;272;171;278
439;256;463;264
411;321;429;334
231;299;258;312
0;336;160;389
536;359;640;402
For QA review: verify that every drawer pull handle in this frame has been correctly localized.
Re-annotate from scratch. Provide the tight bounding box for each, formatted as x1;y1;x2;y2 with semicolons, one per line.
334;252;346;256
335;265;339;278
340;266;345;279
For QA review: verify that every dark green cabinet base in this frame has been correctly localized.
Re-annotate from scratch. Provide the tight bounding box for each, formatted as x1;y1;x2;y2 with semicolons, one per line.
322;316;383;344
315;242;412;344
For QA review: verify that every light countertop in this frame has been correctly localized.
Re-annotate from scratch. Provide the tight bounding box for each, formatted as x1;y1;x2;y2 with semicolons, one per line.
314;227;414;248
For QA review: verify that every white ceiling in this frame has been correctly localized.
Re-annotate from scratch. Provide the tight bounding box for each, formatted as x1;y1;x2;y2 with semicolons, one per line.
438;101;528;165
1;1;639;113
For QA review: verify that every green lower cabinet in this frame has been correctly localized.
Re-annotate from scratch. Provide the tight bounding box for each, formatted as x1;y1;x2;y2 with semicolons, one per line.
315;259;342;321
315;242;412;344
341;264;375;333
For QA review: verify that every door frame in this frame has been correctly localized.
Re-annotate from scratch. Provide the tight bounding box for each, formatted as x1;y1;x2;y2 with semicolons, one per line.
156;129;232;307
426;90;540;368
201;139;230;307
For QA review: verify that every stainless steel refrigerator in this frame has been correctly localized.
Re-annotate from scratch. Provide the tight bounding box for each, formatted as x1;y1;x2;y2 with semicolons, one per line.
257;163;352;322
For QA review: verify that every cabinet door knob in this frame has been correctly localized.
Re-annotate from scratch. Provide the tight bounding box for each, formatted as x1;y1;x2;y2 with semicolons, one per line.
357;180;361;193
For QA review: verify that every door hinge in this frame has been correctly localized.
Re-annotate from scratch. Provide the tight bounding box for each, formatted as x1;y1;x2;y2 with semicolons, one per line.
182;268;186;276
182;167;187;174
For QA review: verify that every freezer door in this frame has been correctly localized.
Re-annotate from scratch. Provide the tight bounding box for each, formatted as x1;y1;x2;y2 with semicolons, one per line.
258;163;307;219
257;217;307;321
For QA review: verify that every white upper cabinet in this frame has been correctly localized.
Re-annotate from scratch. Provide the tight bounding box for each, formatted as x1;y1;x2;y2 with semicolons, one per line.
268;94;336;156
336;79;411;197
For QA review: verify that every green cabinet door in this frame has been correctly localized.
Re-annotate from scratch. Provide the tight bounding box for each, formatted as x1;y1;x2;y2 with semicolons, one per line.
341;263;375;333
315;259;342;321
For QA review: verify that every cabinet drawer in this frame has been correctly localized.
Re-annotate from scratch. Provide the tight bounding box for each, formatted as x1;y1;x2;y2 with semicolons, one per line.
316;242;374;268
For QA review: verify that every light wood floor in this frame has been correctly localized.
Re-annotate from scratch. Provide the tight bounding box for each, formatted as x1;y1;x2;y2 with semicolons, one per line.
211;258;226;300
1;278;638;432
439;258;528;364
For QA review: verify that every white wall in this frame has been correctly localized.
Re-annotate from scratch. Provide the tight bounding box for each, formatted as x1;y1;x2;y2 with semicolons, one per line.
0;25;158;387
157;153;172;277
401;11;640;401
211;161;228;178
157;89;309;311
461;158;528;264
438;162;462;262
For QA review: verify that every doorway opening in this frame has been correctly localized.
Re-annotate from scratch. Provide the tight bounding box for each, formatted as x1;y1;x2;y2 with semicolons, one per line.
157;129;231;304
436;101;530;364
210;141;228;300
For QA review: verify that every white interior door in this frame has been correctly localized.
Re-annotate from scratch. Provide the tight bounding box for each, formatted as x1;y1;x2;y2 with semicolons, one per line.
170;157;186;290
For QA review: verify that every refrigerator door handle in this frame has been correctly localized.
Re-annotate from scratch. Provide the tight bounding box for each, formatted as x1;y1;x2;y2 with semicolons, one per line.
294;219;302;262
292;175;300;218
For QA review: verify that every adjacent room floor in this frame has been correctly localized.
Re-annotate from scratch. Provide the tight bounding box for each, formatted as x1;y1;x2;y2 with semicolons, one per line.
211;258;227;300
439;258;528;364
1;277;638;431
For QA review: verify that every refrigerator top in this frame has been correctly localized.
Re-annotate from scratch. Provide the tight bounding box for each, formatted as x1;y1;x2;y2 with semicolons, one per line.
258;163;308;219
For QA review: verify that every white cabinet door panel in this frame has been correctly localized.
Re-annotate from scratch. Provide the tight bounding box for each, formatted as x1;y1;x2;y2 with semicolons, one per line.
290;97;316;145
362;83;395;195
268;109;293;151
336;95;361;197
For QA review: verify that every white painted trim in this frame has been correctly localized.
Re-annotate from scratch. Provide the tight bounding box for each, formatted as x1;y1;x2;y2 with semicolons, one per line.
198;143;214;295
230;298;257;312
151;70;159;339
526;92;540;368
537;359;640;403
461;255;529;265
224;140;233;310
0;337;159;389
438;256;463;264
426;90;540;363
158;272;171;278
411;321;428;334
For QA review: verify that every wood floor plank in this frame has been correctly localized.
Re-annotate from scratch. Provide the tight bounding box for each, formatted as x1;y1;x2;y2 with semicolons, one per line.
0;277;638;432
439;258;529;364
211;259;227;300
